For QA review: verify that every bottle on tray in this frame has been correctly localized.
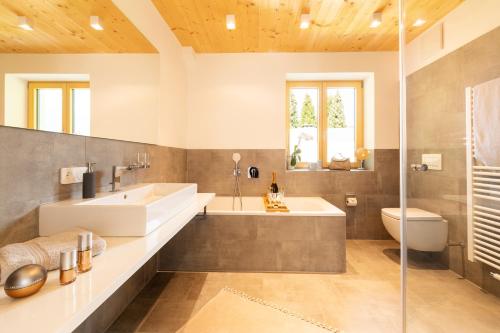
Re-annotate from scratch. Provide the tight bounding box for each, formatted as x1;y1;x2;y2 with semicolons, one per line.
270;171;279;194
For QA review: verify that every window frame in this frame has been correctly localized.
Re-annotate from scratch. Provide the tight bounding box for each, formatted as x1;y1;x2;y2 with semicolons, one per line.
286;80;364;168
28;81;90;134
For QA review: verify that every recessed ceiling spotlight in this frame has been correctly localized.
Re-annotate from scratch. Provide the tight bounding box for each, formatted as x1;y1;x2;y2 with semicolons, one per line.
90;16;104;30
18;16;33;31
300;13;311;29
369;12;382;28
226;14;236;30
413;18;426;27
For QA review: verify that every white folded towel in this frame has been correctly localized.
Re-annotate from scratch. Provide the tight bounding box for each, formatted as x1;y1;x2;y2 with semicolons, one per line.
473;77;500;166
0;228;106;285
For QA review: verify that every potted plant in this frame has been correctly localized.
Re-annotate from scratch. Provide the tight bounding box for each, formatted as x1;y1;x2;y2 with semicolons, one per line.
290;144;301;169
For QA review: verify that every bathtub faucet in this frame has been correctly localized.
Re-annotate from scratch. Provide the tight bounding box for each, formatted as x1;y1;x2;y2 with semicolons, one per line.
232;153;243;211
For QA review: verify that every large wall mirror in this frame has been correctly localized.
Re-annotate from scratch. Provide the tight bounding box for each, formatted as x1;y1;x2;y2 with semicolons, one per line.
5;74;90;135
0;0;159;144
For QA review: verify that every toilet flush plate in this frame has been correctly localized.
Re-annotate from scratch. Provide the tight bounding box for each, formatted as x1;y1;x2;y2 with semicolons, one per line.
422;154;442;170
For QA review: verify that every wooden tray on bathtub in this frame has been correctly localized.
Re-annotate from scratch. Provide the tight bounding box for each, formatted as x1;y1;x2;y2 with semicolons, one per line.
263;196;290;213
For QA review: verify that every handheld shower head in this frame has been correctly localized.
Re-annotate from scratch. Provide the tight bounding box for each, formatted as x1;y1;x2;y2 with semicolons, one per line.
231;153;243;211
232;153;241;165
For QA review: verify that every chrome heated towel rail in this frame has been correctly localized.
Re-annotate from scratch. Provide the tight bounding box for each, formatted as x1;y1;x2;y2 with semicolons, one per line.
466;87;500;275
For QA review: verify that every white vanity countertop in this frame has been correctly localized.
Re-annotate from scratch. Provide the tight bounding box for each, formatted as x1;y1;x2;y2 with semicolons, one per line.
0;193;215;333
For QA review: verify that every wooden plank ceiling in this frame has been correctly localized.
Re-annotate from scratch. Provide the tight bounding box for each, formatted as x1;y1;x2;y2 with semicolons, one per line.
0;0;157;53
152;0;463;53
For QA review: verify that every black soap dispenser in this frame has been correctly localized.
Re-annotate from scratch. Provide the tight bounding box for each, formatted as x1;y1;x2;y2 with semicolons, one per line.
82;162;96;199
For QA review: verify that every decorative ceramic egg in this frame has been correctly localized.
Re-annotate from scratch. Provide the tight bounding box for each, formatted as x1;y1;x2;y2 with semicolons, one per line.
4;264;47;298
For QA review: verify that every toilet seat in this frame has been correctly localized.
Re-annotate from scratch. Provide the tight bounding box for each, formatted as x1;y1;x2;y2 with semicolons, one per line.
382;208;442;221
381;207;448;251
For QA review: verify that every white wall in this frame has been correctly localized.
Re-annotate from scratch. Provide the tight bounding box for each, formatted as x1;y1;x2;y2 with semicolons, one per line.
406;0;500;75
0;54;160;144
186;52;399;149
4;75;27;128
113;0;188;148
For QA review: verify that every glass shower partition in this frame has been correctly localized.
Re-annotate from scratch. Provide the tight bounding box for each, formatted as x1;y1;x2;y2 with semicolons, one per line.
402;0;500;332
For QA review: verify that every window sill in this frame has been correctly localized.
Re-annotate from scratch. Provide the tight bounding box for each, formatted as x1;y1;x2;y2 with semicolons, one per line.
286;168;373;173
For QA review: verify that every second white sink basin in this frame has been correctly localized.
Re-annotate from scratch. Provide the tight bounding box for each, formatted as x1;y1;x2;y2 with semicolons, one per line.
39;183;198;236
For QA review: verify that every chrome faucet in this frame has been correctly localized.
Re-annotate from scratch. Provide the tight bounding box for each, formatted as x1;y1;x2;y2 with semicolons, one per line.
111;165;128;192
110;152;151;192
134;152;151;169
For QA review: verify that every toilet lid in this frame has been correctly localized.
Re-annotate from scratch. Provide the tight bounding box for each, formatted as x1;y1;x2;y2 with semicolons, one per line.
382;208;442;221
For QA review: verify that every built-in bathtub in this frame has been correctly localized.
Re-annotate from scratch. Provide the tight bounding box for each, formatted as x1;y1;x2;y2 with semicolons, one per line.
159;196;347;273
206;196;346;216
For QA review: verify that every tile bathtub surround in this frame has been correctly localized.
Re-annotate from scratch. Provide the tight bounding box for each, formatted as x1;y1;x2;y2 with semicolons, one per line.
406;26;500;297
187;149;399;239
159;214;346;273
0;126;187;247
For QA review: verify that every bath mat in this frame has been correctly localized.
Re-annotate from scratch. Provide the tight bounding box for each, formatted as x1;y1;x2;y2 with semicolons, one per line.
176;287;340;333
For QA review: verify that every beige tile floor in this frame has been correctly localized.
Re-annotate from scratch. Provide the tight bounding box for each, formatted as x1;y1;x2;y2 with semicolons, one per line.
107;240;500;333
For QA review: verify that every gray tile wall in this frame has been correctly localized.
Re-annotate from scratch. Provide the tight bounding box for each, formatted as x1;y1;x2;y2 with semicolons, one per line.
406;26;500;296
187;149;399;239
0;126;187;247
159;214;346;273
0;126;398;247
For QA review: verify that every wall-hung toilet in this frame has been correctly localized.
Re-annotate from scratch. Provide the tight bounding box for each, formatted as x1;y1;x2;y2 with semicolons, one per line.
381;208;448;252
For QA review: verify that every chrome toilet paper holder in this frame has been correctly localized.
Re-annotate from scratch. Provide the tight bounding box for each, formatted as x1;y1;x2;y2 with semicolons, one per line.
345;193;358;207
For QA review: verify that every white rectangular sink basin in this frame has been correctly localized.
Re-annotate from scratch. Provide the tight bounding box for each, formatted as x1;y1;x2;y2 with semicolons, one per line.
39;183;198;236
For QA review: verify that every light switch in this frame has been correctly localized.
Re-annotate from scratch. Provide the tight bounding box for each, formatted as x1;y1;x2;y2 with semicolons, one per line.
60;167;88;184
422;154;442;170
